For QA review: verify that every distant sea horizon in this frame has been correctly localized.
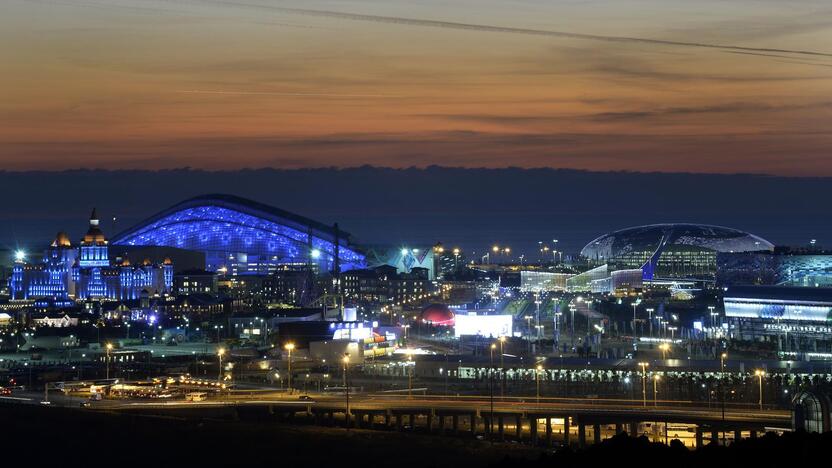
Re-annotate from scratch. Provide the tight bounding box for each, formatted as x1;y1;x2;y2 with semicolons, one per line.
0;167;827;258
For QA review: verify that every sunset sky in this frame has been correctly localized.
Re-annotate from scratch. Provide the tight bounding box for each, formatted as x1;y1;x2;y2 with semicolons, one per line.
2;0;832;175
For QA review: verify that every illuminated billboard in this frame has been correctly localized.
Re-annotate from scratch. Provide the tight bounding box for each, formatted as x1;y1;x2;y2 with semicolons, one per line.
454;314;513;338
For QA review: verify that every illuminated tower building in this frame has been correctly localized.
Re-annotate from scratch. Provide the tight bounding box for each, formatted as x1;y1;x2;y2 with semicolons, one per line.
78;209;110;267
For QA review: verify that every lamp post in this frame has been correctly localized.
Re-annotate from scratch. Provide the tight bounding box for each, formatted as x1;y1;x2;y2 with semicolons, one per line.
343;354;351;429
660;343;669;360
646;308;654;338
217;347;225;383
285;343;295;394
554;312;562;346
534;292;541;333
570;304;576;349
525;315;533;354
402;324;410;346
755;369;765;410
105;343;113;380
499;336;506;397
552;239;560;263
407;353;413;399
489;343;496;439
639;362;649;407
708;306;716;338
536;365;543;405
653;374;660;406
721;353;727;443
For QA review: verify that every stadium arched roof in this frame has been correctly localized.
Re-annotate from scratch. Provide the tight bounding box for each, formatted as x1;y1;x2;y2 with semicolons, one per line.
581;223;774;261
111;194;364;273
581;223;773;280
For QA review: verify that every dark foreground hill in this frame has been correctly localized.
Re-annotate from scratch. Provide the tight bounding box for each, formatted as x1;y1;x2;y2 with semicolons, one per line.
2;404;827;468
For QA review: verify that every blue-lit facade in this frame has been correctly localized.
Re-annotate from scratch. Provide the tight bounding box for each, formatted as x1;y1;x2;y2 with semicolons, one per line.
111;194;365;275
717;249;832;287
723;285;832;355
9;211;173;302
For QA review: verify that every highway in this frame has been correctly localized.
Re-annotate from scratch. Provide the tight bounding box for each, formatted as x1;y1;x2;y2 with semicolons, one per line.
98;392;790;427
2;387;791;450
2;385;790;433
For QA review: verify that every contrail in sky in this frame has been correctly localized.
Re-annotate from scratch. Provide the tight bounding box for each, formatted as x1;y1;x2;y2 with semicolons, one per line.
177;90;401;98
178;0;832;58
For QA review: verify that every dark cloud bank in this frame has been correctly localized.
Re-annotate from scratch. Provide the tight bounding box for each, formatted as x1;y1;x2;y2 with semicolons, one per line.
0;167;828;255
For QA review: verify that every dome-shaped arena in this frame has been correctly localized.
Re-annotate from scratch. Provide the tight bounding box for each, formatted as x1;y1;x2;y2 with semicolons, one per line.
581;224;773;279
420;304;455;326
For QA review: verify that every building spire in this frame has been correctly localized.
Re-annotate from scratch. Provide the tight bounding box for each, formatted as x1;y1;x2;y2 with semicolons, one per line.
90;208;99;226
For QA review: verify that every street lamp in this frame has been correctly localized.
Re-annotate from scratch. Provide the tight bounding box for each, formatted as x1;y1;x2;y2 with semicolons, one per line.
653;374;660;406
638;362;649;407
554;312;562;346
536;365;543;405
284;343;295;394
498;336;506;397
217;348;226;382
489;343;496;439
343;354;351;429
407;352;413;399
646;308;654;337
754;369;766;410
570;304;576;349
720;353;727;442
105;343;113;380
659;343;669;360
708;306;718;339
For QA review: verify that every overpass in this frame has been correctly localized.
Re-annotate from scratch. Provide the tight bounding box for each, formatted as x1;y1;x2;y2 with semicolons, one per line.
106;393;791;448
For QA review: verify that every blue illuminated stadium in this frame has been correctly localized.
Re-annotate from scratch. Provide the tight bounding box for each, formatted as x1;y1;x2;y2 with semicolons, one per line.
111;194;365;275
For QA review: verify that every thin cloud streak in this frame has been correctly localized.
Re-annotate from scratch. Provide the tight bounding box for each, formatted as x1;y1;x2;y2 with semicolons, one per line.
176;90;403;98
183;1;832;59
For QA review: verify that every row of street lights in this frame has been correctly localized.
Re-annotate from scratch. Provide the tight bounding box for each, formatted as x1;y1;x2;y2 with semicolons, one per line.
638;356;767;410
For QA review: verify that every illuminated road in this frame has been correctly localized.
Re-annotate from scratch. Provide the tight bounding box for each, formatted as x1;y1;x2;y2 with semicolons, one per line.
100;392;789;427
